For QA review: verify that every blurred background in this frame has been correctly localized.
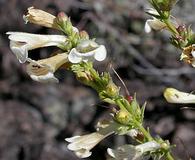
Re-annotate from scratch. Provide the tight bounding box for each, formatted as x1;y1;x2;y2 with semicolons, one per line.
0;0;195;159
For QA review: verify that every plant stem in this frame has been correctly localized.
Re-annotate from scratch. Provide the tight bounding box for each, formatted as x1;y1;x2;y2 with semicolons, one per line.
115;98;129;112
134;120;153;141
167;152;174;160
164;19;178;35
74;63;175;160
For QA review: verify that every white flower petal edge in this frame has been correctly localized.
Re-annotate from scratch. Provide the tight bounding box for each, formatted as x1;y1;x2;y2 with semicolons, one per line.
68;48;83;63
145;20;152;33
26;61;59;83
94;45;107;61
30;72;59;83
68;45;107;63
6;32;67;63
164;88;195;104
26;53;68;83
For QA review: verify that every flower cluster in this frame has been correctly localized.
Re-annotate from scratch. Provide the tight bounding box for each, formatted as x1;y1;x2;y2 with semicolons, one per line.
7;6;175;160
146;0;195;107
145;0;195;67
7;7;107;83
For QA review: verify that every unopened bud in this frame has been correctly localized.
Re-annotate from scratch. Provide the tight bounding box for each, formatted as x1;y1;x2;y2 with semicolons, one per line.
115;110;132;125
106;81;119;97
79;30;89;40
76;71;93;85
160;141;170;150
125;95;133;102
57;12;68;23
177;25;187;33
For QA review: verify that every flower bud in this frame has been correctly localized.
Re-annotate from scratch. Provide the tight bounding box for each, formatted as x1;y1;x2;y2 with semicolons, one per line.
115;110;132;125
125;95;133;102
160;141;170;150
57;12;68;23
76;70;94;85
105;81;119;98
79;30;89;40
56;12;78;36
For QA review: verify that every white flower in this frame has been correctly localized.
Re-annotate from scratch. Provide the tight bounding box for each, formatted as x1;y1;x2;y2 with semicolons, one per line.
65;121;116;158
26;53;68;83
66;132;111;158
68;40;107;63
145;18;166;33
164;88;195;104
107;141;160;160
145;9;166;33
6;32;67;63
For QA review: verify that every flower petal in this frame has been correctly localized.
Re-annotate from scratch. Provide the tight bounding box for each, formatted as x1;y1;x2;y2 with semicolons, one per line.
30;72;59;83
10;41;28;63
68;48;83;63
144;20;152;33
7;32;67;48
65;136;81;142
135;141;160;153
148;19;166;30
94;45;107;61
107;145;139;160
75;149;92;158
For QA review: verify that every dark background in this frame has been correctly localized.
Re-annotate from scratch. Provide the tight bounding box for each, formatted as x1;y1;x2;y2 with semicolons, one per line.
0;0;195;159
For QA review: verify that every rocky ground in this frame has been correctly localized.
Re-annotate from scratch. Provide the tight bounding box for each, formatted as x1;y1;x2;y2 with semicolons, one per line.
0;0;195;160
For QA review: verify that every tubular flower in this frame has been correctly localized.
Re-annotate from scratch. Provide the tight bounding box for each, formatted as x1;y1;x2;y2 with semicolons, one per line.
164;88;195;104
23;7;79;33
6;32;67;63
145;9;166;33
107;141;160;160
65;121;117;158
26;53;68;83
180;44;195;67
68;40;107;63
23;6;57;29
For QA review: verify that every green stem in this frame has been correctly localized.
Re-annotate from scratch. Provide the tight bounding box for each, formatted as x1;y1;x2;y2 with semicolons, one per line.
167;152;174;160
115;98;129;111
164;19;178;35
134;120;153;141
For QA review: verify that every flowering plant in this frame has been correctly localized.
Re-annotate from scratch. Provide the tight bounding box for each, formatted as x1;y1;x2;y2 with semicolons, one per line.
7;1;195;159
